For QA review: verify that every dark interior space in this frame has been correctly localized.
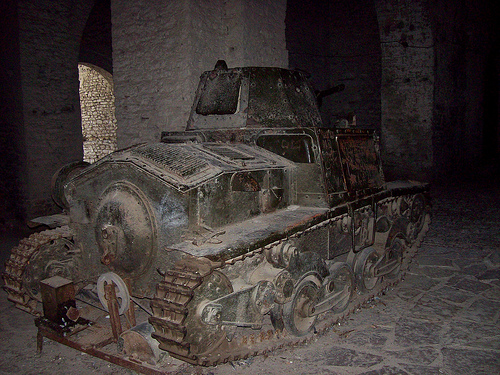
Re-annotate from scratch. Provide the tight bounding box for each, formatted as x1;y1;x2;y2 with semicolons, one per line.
79;0;113;74
483;51;499;161
286;0;382;131
0;0;24;232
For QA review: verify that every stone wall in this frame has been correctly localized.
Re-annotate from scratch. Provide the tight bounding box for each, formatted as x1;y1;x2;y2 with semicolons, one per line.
287;0;499;181
431;0;498;176
287;0;382;129
78;63;117;163
0;0;24;230
286;0;333;124
16;0;95;219
79;0;113;74
327;1;382;130
287;0;431;179
375;0;435;181
111;0;288;148
376;0;499;180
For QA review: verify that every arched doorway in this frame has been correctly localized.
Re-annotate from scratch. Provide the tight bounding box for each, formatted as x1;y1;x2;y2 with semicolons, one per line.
78;63;117;163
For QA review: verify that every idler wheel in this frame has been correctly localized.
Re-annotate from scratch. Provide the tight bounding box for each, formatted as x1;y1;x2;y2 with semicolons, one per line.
353;247;380;293
283;273;321;337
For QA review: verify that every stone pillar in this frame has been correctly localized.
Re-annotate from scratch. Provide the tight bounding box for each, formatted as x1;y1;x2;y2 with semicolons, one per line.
111;0;288;148
375;0;434;181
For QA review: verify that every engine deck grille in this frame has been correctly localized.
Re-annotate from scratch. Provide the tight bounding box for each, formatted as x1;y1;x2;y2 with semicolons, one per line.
132;144;209;178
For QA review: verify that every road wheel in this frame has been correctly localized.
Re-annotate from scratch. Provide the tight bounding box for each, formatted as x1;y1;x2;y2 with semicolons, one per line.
283;274;321;337
324;262;355;313
353;247;380;293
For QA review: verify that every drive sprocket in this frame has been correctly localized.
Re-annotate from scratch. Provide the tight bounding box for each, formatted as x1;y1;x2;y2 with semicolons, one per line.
149;255;228;364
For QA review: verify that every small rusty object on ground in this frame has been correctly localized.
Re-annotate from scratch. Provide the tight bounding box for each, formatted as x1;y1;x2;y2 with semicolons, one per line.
40;276;76;325
119;322;162;365
66;306;80;322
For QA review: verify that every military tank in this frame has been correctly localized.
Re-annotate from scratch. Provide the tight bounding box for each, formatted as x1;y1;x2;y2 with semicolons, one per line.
3;61;430;367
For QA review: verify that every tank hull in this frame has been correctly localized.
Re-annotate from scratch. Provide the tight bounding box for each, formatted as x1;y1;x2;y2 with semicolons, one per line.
3;62;431;368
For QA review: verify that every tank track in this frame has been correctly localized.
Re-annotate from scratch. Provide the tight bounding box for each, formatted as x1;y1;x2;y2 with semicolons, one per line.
2;225;73;316
149;214;430;367
149;257;219;362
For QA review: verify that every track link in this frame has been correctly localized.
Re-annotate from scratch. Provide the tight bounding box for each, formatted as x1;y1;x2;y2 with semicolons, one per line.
2;226;73;316
149;256;217;361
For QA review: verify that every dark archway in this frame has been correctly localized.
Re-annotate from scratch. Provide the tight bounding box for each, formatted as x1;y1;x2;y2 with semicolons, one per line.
79;0;113;74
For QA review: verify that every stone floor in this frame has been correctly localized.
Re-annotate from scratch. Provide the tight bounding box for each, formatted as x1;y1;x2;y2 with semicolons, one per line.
0;169;499;375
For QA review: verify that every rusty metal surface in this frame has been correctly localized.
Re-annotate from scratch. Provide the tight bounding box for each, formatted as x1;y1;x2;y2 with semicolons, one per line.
104;282;122;340
51;161;90;209
2;226;75;315
84;141;296;194
187;66;322;130
35;320;172;375
24;206;428;375
94;182;157;278
39;276;76;325
119;322;160;365
28;213;70;229
31;211;426;373
336;132;384;194
172;206;328;259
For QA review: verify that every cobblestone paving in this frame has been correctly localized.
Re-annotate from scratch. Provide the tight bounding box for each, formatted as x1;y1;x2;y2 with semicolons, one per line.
0;172;498;375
